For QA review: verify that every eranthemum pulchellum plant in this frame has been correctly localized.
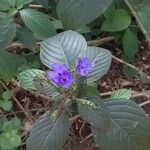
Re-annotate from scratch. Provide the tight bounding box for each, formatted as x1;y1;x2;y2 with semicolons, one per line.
19;31;150;150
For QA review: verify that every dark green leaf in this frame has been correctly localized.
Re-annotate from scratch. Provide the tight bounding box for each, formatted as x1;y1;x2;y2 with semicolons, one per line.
57;0;113;29
92;99;150;150
122;29;138;61
0;12;16;49
17;26;36;49
77;98;110;130
0;50;25;83
101;9;131;31
20;9;56;40
27;111;70;150
123;66;137;80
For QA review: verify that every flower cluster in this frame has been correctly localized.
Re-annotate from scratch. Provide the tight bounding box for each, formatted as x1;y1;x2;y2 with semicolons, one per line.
47;57;92;88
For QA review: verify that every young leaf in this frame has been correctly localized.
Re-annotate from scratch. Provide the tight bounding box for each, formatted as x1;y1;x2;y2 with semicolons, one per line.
101;9;131;32
0;50;25;83
57;0;113;29
0;12;16;49
123;66;137;80
16;26;36;49
20;9;56;40
92;99;150;150
18;69;44;90
122;29;138;61
0;100;12;111
0;0;16;10
77;98;110;130
111;89;131;99
27;111;70;150
80;46;112;83
40;30;87;68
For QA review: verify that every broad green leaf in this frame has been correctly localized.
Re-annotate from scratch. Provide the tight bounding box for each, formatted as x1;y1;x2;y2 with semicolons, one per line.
101;9;131;31
0;0;16;10
77;98;110;130
57;0;113;29
27;111;70;150
20;9;56;40
33;78;59;99
128;0;150;38
0;50;24;83
0;12;16;49
92;99;150;150
16;26;36;49
18;69;44;90
122;29;138;61
111;89;131;99
40;30;87;68
80;46;112;83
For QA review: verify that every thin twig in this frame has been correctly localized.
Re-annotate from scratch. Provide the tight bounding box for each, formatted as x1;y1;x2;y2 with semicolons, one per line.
80;133;93;143
139;99;150;107
0;80;31;119
100;90;150;98
112;55;150;81
87;36;114;46
123;0;150;43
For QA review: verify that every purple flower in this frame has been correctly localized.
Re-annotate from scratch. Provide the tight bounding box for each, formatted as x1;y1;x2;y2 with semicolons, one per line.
75;57;92;76
47;63;73;88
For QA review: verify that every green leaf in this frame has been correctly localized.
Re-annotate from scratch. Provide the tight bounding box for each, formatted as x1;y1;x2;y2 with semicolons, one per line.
10;134;21;147
0;0;16;11
123;66;137;80
101;9;131;32
77;98;110;130
0;100;12;111
80;46;112;83
2;91;12;101
0;12;16;49
40;30;87;68
0;50;25;83
33;78;59;99
92;99;150;150
18;69;44;90
111;89;131;99
20;9;56;40
16;26;36;49
122;29;138;61
3;117;21;132
57;0;113;29
27;111;70;150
